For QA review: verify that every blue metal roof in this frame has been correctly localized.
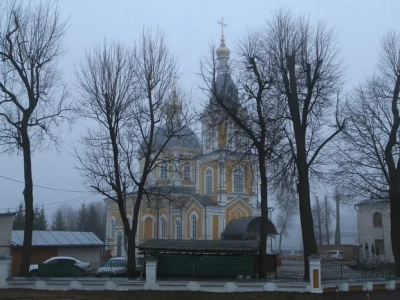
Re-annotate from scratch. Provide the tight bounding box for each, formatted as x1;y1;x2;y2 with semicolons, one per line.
11;231;104;247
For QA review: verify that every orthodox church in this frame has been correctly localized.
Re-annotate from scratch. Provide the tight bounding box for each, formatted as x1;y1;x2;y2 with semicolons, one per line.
105;26;265;257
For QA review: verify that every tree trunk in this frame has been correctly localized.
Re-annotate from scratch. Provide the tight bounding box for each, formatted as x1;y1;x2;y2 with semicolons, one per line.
126;230;137;278
19;128;34;277
286;54;318;280
258;155;268;279
389;188;400;276
298;166;317;280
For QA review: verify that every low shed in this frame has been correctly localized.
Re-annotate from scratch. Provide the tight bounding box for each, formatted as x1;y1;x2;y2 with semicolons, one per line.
138;239;278;279
11;230;104;276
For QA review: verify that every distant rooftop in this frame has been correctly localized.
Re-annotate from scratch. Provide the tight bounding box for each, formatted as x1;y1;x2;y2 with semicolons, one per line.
11;230;104;247
356;199;389;206
0;212;16;217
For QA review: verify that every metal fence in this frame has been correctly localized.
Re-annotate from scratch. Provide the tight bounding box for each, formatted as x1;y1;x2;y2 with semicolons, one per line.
321;261;395;280
271;258;396;281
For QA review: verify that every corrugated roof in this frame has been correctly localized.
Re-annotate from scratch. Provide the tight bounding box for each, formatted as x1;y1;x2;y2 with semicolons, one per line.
11;231;104;247
137;239;259;253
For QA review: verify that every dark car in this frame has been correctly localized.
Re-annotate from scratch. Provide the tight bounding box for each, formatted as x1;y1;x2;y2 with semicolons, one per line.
29;256;91;277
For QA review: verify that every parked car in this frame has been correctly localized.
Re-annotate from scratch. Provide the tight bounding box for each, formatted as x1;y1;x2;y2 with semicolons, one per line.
29;256;91;277
95;257;144;277
321;250;345;261
95;257;127;277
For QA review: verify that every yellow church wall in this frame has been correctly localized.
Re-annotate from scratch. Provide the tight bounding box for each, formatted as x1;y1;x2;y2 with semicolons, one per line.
199;161;218;195
185;200;203;239
224;160;253;194
143;217;153;240
226;202;252;224
212;215;219;240
159;208;168;217
218;123;227;148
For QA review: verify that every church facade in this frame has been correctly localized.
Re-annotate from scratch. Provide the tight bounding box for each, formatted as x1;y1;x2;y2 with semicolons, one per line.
104;29;261;257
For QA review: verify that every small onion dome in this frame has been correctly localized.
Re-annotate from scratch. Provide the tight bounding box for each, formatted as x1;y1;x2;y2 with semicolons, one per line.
216;39;230;58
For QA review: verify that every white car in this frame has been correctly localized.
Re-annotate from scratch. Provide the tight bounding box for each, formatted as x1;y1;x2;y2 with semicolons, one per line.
29;256;91;277
321;250;345;261
95;257;127;277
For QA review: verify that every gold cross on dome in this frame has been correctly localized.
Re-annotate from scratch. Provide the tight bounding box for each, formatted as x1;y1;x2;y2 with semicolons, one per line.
217;18;227;37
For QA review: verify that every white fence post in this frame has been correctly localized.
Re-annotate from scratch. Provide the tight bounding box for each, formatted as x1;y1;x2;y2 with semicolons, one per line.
0;255;12;288
308;254;322;294
145;256;158;290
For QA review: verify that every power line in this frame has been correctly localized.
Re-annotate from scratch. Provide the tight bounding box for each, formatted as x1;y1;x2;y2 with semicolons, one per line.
0;193;99;212
0;175;91;193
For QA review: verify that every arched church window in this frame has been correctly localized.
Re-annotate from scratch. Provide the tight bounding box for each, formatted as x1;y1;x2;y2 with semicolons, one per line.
233;166;245;193
160;217;166;238
159;161;168;179
191;214;197;239
205;168;213;194
175;219;181;239
110;219;116;238
183;162;191;180
373;212;382;228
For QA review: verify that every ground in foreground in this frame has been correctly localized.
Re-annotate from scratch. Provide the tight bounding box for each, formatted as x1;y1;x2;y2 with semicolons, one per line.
1;290;400;300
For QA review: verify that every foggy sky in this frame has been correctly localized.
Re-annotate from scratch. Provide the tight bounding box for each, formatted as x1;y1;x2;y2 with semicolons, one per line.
0;0;396;237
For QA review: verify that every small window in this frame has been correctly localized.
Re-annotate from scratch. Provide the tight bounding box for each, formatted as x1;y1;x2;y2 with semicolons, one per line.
373;212;382;228
233;167;245;193
159;161;168;180
205;130;212;148
175;219;181;239
191;215;197;239
183;162;191;180
160;217;166;239
205;168;213;194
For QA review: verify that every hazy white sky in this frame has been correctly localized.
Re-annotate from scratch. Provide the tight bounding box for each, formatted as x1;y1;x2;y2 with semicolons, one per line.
0;0;397;225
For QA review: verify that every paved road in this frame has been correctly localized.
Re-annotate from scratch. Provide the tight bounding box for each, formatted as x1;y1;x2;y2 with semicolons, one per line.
1;290;400;300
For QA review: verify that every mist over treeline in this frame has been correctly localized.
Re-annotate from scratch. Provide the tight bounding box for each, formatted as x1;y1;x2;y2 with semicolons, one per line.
12;201;105;242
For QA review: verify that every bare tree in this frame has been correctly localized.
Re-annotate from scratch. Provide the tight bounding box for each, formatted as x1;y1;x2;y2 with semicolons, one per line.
275;190;297;253
334;189;341;245
312;195;334;245
266;10;345;279
199;28;284;278
336;31;400;275
75;30;191;277
324;195;334;245
0;1;69;276
312;196;323;245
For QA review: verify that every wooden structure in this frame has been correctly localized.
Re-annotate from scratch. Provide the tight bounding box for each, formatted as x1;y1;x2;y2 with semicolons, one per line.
137;239;279;278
